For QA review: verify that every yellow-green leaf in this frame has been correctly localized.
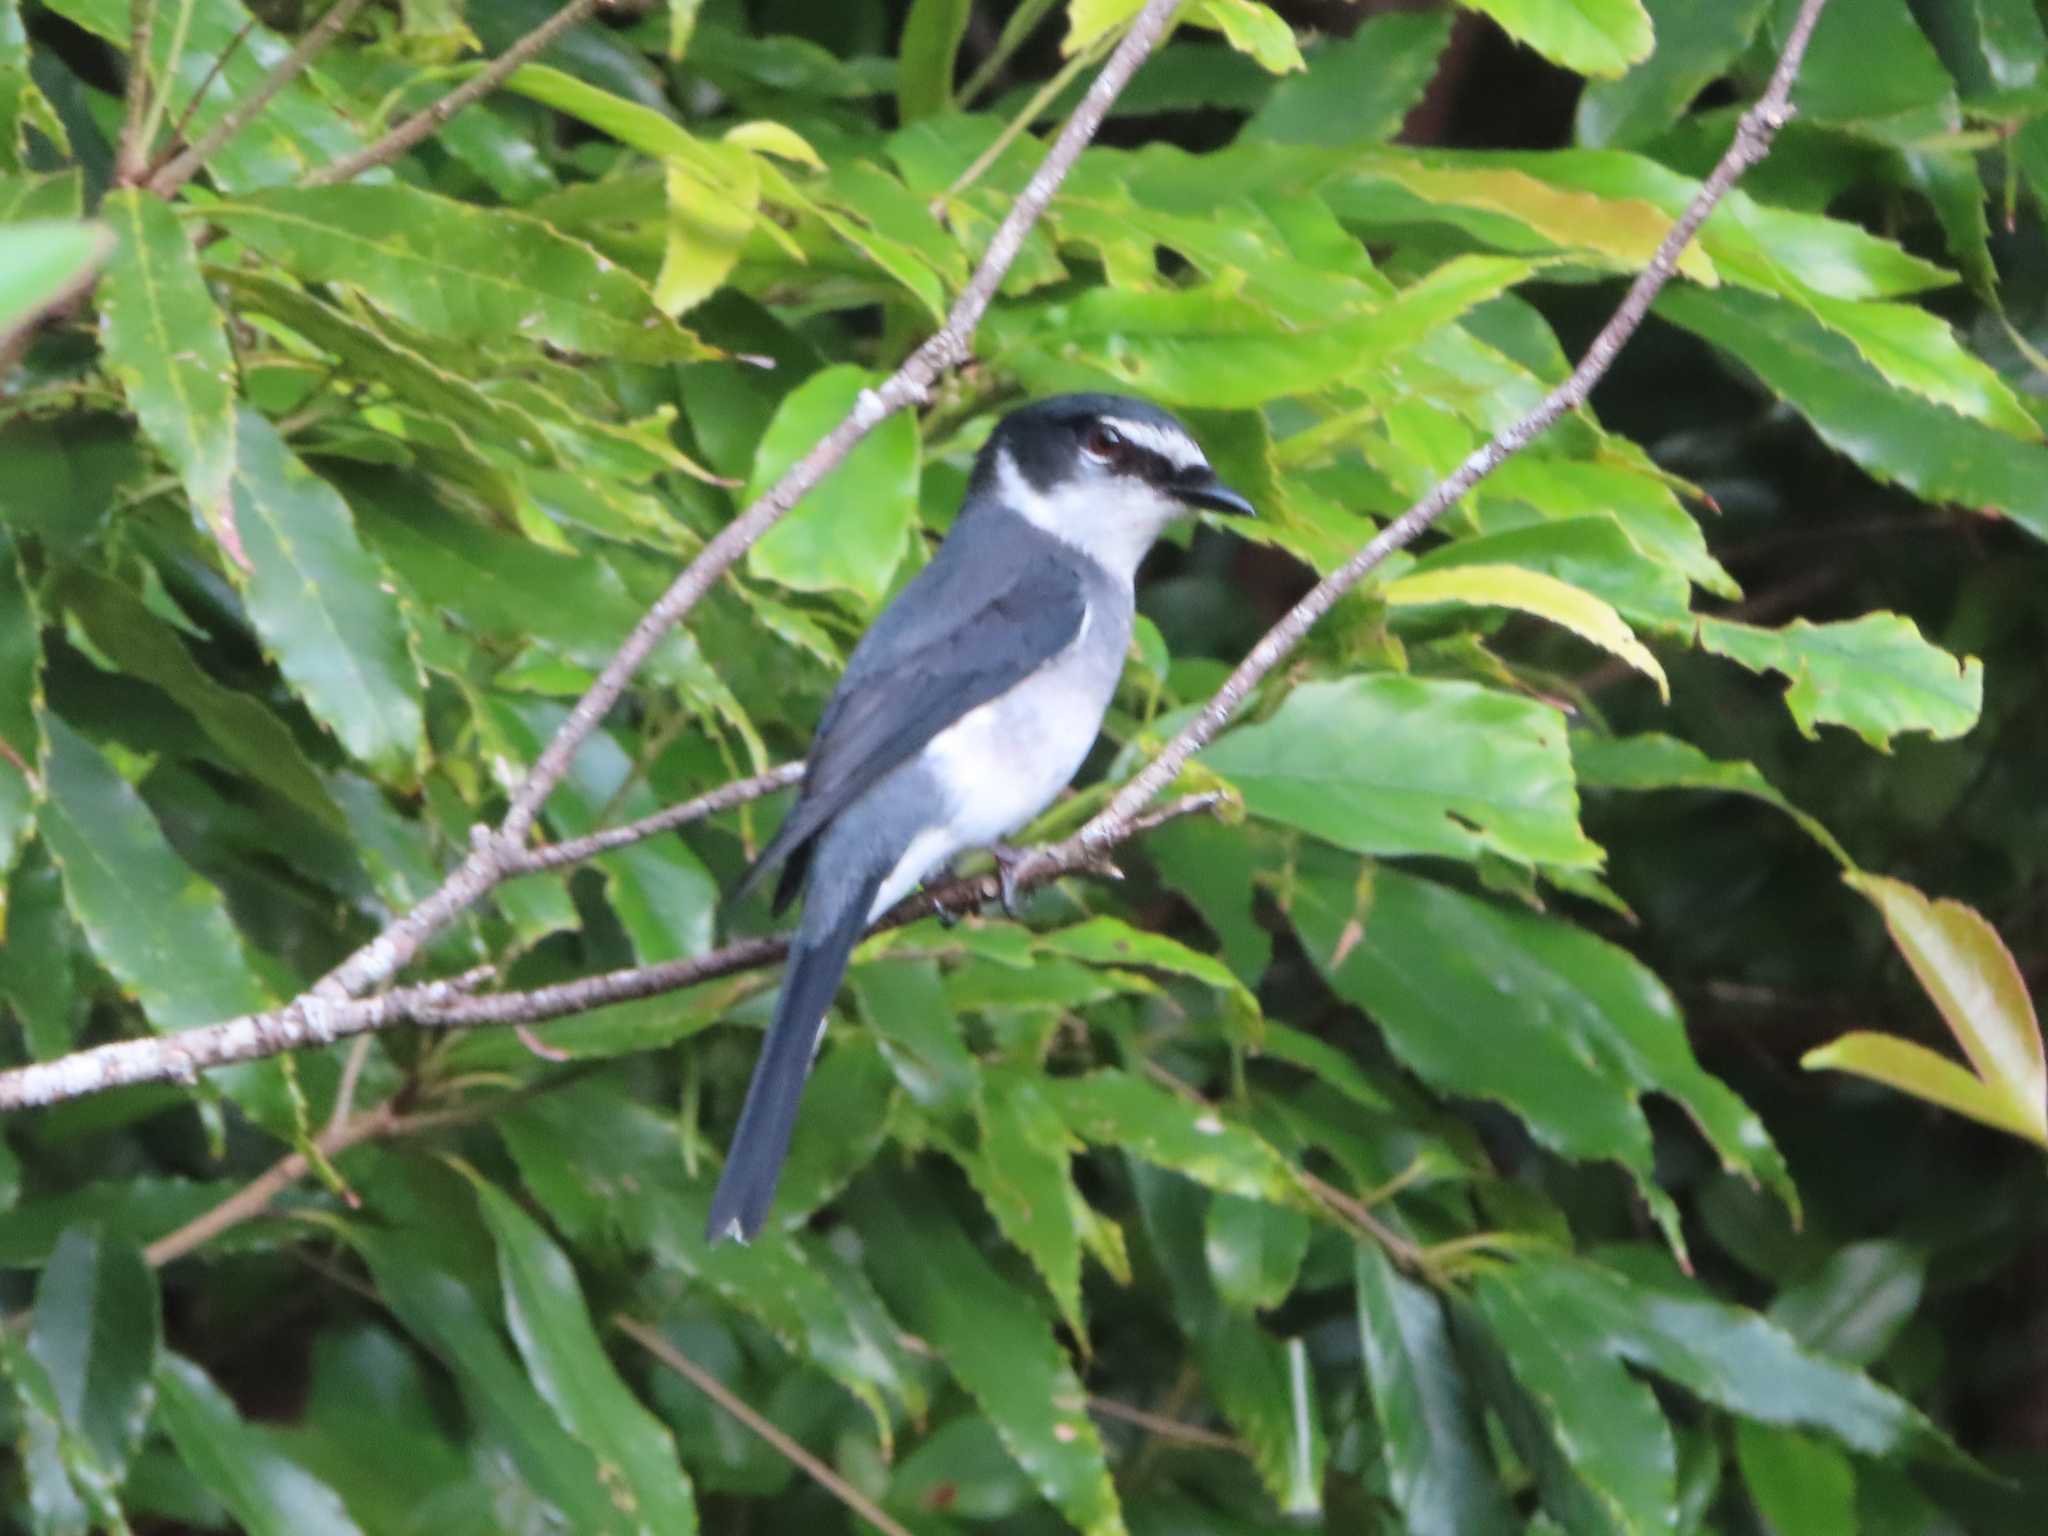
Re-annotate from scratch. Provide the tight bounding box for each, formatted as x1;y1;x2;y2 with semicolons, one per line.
1459;0;1654;78
1386;563;1668;698
1803;1032;2046;1147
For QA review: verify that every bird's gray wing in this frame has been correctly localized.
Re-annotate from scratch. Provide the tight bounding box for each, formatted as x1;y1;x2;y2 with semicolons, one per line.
734;553;1089;914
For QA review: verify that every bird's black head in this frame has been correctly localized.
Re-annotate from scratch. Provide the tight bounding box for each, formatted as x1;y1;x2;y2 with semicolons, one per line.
971;393;1256;522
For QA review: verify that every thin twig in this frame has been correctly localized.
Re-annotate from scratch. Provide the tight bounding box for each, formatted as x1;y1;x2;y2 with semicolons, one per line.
156;16;259;162
300;0;603;188
504;762;804;875
618;1316;918;1536
115;0;157;185
132;0;199;182
1088;1396;1244;1454
149;0;375;196
0;797;1223;1109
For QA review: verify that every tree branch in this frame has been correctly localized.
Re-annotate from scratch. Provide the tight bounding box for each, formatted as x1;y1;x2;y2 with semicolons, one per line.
147;0;374;196
502;761;804;875
114;0;157;186
0;795;1224;1110
299;0;604;188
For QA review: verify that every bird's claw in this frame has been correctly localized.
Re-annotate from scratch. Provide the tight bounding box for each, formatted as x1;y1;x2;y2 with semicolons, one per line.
991;842;1029;920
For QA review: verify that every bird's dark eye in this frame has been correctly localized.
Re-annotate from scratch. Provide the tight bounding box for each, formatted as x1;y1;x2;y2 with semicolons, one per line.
1081;421;1129;464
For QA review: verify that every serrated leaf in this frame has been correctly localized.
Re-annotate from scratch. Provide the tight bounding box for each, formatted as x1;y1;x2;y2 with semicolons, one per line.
2;1319;109;1534
0;528;40;875
962;1064;1089;1342
1696;614;1982;749
38;714;268;1032
1412;517;1693;631
157;1354;365;1536
1036;915;1261;1036
1460;0;1652;77
474;1182;698;1535
1575;0;1768;147
746;365;919;604
1356;1243;1517;1536
1660;283;2048;546
1386;564;1667;697
853;1174;1127;1536
1190;0;1303;74
58;567;343;827
1049;1070;1307;1206
0;0;66;174
97;191;238;563
1798;292;2038;439
0;218;104;334
209;185;713;361
228;412;423;777
1;847;79;1057
1200;675;1603;869
1289;853;1795;1257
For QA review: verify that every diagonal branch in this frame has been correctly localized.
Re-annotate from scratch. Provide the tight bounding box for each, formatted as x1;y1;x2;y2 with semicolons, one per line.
300;0;602;188
148;0;374;196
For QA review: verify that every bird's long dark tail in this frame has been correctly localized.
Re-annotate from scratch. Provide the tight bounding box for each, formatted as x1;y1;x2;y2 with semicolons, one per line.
706;863;884;1244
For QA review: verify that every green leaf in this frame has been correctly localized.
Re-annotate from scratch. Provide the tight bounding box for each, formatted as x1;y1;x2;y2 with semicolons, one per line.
1575;0;1768;147
1736;1422;1857;1536
1189;0;1303;74
852;1174;1127;1536
1769;1239;1925;1367
1696;614;1983;749
1355;1244;1517;1536
44;0;365;189
156;1354;365;1536
1496;1254;1952;1459
746;365;919;605
1;1319;108;1534
1289;854;1794;1256
0;0;66;173
343;1219;633;1533
1244;11;1453;145
898;0;970;119
1802;1031;2046;1144
1659;284;2048;546
1797;292;2038;438
1771;0;1957;141
97;191;238;563
1457;0;1652;77
0;219;104;334
0;528;40;872
1385;564;1668;697
38;714;268;1032
227;412;423;778
991;257;1538;409
1570;730;1852;866
0;168;83;222
498;1077;925;1438
1035;914;1261;1036
1205;1317;1326;1516
1;846;80;1058
1412;515;1694;632
961;1064;1089;1342
1050;1070;1306;1206
1199;674;1603;869
1205;1192;1308;1311
58;568;343;827
473;1181;698;1534
28;1226;160;1488
208;185;713;362
1473;1265;1676;1535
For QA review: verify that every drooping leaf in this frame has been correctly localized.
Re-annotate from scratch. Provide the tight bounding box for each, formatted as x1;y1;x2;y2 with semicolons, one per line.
852;1174;1128;1536
1736;1422;1857;1536
156;1354;366;1536
1384;563;1668;697
38;714;269;1032
1570;730;1852;866
209;185;714;362
1289;852;1794;1256
1244;11;1453;146
897;0;971;120
473;1182;699;1535
97;191;239;562
27;1226;159;1490
1411;517;1693;631
1770;1239;1926;1368
961;1064;1089;1342
1696;614;1983;749
745;364;920;605
1355;1243;1517;1536
1205;1191;1309;1312
1049;1069;1308;1207
1199;675;1603;870
0;528;40;875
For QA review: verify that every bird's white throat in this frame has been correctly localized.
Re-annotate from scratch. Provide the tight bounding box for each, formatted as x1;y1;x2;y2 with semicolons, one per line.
995;448;1183;580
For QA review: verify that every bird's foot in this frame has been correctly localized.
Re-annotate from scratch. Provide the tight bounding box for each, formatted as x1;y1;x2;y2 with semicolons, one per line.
990;842;1030;920
921;868;967;927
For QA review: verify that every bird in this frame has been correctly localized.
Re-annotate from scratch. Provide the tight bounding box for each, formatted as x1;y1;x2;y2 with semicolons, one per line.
706;392;1255;1244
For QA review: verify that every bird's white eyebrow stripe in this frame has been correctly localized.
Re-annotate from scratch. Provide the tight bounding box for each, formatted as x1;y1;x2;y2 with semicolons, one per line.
1104;417;1204;471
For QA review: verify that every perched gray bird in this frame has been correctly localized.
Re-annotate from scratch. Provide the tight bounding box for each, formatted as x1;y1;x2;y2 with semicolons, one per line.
707;393;1254;1243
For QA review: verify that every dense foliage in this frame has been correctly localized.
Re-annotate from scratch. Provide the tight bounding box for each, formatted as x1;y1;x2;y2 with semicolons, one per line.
2;0;2047;1531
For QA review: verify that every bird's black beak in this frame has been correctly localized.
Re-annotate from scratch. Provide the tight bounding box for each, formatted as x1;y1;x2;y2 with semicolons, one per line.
1181;476;1256;518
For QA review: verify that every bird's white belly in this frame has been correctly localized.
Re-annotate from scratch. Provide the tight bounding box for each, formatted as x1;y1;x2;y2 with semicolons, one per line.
867;616;1122;918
